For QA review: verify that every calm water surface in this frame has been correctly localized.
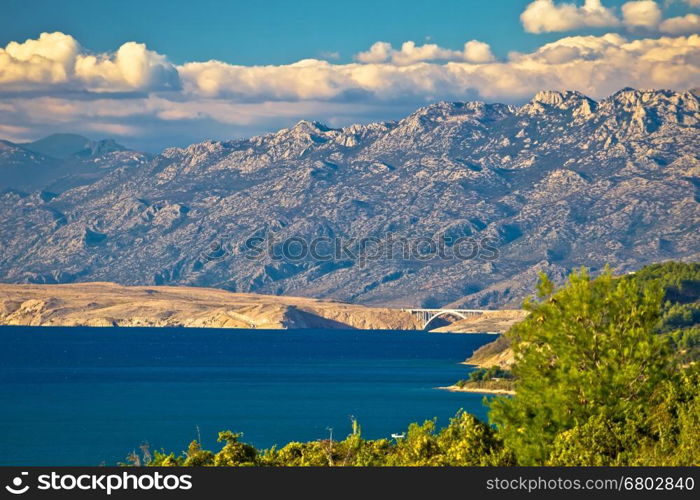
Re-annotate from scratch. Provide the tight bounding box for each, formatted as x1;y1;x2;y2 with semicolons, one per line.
0;326;496;465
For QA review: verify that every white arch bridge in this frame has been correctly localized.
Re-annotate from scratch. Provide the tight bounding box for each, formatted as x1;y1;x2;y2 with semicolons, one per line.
402;308;490;330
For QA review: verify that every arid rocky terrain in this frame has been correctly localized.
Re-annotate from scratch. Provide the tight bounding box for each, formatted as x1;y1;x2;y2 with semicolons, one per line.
1;89;698;309
0;282;420;330
0;282;532;332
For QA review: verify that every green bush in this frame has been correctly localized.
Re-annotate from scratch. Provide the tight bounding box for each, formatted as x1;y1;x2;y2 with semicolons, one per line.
489;266;698;465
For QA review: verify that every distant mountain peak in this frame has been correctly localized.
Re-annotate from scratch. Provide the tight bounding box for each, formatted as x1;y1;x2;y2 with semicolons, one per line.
289;120;333;134
607;88;686;105
521;90;597;117
531;89;587;106
20;133;127;160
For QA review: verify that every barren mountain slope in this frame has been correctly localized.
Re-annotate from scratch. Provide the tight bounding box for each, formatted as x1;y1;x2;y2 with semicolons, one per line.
1;89;698;308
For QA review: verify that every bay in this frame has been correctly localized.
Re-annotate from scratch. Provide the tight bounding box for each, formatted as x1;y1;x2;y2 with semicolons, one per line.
0;326;496;465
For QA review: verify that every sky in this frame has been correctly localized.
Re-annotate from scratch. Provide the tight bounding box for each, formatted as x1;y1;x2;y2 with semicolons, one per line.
0;0;699;151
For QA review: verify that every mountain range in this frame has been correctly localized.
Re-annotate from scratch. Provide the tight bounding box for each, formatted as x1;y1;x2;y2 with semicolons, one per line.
0;88;698;308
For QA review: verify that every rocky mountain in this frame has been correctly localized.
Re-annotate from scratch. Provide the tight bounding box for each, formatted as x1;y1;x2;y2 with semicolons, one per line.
0;134;147;194
0;89;698;308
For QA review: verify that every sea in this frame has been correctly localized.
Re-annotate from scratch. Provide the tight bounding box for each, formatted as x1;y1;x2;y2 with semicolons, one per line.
0;326;497;465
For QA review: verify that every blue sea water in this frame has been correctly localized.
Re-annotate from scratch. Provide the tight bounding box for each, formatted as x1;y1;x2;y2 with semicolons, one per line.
0;326;497;465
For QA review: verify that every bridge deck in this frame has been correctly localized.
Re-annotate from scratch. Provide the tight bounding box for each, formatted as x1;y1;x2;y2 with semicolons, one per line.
402;308;488;313
402;308;489;329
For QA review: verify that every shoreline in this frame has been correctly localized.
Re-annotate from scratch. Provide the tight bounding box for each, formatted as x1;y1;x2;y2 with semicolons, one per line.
436;385;515;396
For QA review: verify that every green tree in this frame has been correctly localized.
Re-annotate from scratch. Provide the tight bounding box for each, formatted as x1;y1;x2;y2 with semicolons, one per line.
545;412;640;466
630;363;700;465
212;431;257;466
183;440;215;466
489;267;673;465
436;411;513;466
386;419;441;466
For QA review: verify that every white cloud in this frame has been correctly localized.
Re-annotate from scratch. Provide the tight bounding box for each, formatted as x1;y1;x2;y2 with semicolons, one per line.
354;40;494;65
621;1;663;28
660;13;700;33
462;41;496;63
520;0;700;35
393;41;461;65
75;42;179;91
521;0;620;33
0;32;79;86
1;31;699;149
355;42;393;63
0;32;179;91
522;0;694;33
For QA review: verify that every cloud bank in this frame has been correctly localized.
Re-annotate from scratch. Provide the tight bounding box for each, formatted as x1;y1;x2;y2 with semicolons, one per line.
1;31;698;150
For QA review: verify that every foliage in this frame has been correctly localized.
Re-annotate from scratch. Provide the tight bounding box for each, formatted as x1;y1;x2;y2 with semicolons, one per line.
453;367;515;391
146;411;511;467
626;262;700;304
183;440;214;466
489;264;698;465
467;367;513;382
625;261;700;363
629;363;700;466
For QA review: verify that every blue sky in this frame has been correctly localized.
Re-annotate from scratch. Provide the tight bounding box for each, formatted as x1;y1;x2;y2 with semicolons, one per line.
4;0;689;64
0;0;551;64
0;0;698;150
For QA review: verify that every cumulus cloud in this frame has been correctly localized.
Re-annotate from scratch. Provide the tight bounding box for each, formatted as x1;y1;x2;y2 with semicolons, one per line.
462;41;497;63
660;13;700;33
0;32;79;86
75;42;179;91
520;0;620;33
522;0;697;33
1;31;699;149
355;42;393;63
391;41;462;65
621;0;663;28
0;32;179;92
354;40;495;65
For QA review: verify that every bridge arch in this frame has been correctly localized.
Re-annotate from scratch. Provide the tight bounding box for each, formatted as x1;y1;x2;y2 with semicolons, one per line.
402;308;487;330
422;310;469;330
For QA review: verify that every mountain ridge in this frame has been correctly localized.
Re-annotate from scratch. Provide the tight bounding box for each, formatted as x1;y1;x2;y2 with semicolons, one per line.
0;88;698;308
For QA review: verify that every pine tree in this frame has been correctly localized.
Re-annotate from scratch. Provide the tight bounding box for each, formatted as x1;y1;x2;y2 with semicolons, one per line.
488;267;672;465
